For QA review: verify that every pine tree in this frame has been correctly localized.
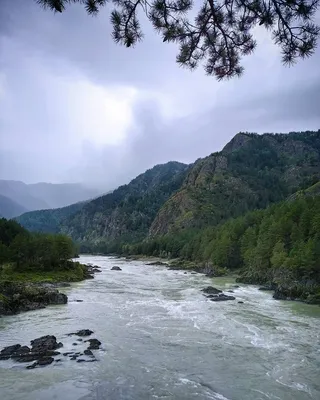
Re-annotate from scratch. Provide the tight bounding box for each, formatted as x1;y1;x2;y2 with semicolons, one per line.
36;0;320;80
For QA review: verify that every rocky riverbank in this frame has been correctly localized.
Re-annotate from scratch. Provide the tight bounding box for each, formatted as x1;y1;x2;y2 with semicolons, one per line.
236;275;320;305
148;259;320;306
0;263;102;316
0;281;68;316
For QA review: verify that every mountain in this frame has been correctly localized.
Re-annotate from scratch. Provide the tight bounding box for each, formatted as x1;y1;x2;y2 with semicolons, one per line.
15;201;88;233
0;194;28;219
149;130;320;236
60;162;189;247
0;180;100;217
17;130;320;254
0;180;49;212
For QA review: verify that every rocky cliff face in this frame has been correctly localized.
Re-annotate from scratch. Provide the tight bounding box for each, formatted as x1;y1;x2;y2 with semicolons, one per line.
149;131;320;236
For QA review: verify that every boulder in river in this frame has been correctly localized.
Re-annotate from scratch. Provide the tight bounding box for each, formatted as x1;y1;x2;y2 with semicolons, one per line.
111;266;122;271
85;338;101;350
210;294;236;302
146;261;168;266
31;335;62;352
75;329;94;337
38;357;54;366
201;286;222;295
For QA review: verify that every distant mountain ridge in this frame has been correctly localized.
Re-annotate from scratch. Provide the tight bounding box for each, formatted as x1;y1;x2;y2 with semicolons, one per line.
0;194;28;219
0;180;100;218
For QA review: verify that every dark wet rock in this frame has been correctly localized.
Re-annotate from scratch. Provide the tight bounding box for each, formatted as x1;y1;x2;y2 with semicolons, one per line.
17;346;31;354
77;359;86;363
75;300;83;302
0;355;10;360
111;266;122;271
84;349;93;356
70;355;78;360
75;329;94;337
191;272;197;275
63;352;73;356
227;290;234;293
305;293;320;305
146;261;168;266
14;350;60;362
238;301;244;304
184;272;187;274
55;359;62;362
38;357;54;366
233;285;240;288
0;282;68;316
31;335;60;352
1;344;21;356
26;362;37;369
259;286;274;291
57;342;63;348
210;294;236;302
77;339;83;342
73;343;78;346
206;294;218;298
46;292;68;304
85;339;101;350
201;286;222;295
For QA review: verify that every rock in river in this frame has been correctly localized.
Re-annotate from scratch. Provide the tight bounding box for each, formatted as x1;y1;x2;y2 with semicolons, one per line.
210;294;236;302
201;286;222;295
75;329;94;337
111;266;122;271
31;335;62;352
85;339;101;350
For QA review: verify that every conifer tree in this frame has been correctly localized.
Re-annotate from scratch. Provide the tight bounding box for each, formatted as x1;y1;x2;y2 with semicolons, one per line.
36;0;319;79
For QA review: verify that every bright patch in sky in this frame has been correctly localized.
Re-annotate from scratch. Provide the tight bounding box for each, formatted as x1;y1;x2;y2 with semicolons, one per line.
66;80;138;146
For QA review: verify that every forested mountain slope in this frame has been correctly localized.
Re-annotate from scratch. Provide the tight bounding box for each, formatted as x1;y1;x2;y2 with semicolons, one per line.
150;130;320;236
60;162;189;246
15;201;87;233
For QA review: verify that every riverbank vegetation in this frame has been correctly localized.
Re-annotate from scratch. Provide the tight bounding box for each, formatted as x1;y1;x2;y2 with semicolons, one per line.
0;218;85;282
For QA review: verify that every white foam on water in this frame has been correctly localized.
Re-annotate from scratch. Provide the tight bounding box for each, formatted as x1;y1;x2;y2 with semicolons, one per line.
177;378;232;400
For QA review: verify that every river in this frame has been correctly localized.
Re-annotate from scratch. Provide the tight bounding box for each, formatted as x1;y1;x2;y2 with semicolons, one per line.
1;255;320;400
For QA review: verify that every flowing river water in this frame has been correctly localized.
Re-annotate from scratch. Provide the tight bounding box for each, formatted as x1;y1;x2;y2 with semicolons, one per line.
1;255;320;400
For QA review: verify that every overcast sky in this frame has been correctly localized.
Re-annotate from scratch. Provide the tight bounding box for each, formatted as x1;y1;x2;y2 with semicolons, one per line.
0;0;319;190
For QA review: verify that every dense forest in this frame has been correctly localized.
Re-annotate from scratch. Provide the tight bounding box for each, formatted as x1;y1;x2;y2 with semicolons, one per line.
15;201;87;233
150;130;320;235
0;218;82;281
120;192;320;302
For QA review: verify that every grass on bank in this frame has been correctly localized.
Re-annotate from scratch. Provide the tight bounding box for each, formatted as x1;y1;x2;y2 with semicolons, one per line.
0;262;87;283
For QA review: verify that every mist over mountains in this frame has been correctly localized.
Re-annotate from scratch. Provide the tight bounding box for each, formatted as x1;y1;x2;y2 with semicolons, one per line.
0;180;100;219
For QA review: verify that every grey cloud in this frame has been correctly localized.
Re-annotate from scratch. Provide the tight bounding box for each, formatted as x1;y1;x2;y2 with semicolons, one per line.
0;0;319;190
